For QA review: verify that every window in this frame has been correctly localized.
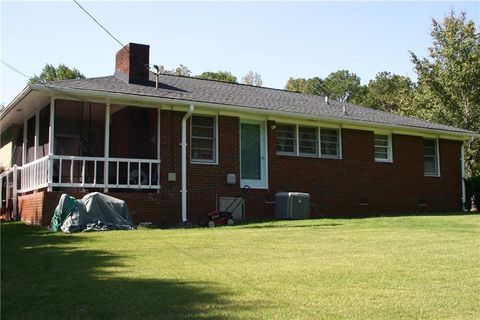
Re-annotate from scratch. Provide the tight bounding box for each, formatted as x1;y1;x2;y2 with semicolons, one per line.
298;126;318;156
275;124;296;154
374;134;392;162
320;128;339;158
424;139;439;176
191;115;216;163
275;123;341;159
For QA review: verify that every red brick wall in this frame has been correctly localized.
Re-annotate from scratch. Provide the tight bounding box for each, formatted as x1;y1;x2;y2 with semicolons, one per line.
17;110;463;226
267;127;462;217
159;112;462;222
18;192;46;226
19;191;178;227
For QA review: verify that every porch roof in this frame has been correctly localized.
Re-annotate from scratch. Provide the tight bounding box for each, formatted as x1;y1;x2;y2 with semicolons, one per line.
2;74;477;137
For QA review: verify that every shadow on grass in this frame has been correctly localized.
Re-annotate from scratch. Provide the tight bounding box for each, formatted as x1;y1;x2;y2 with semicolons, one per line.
1;223;246;320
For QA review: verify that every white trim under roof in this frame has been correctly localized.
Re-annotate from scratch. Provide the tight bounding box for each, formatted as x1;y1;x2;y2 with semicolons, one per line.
3;84;479;141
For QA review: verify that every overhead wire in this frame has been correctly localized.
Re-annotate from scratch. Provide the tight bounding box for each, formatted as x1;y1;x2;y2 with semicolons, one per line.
3;0;169;108
72;0;125;50
72;0;152;74
0;59;31;80
1;58;92;104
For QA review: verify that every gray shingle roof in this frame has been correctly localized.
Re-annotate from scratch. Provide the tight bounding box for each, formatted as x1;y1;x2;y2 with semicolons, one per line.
39;74;473;135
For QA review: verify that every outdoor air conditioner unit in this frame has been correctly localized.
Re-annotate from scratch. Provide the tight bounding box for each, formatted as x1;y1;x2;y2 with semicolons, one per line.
275;192;310;219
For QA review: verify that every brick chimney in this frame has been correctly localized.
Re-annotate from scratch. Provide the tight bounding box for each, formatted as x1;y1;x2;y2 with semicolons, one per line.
114;43;150;84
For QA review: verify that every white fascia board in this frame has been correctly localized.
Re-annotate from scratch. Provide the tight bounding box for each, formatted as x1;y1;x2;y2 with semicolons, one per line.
0;85;32;121
29;84;480;141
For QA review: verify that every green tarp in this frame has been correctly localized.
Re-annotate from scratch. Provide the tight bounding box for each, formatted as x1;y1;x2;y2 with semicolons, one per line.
50;192;134;233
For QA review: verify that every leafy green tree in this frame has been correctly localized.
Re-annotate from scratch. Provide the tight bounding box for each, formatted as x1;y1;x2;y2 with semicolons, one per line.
362;71;415;113
322;70;364;103
304;77;324;96
285;77;324;95
158;64;191;76
29;63;85;83
285;77;308;93
242;71;263;86
410;11;480;175
198;71;237;83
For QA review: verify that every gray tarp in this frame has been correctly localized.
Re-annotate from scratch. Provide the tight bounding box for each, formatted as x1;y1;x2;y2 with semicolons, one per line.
53;192;134;233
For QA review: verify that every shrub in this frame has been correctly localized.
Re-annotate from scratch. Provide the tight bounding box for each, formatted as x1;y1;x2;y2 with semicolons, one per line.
464;176;480;212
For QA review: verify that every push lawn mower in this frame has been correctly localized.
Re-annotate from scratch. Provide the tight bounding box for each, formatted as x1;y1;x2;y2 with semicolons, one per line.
201;185;251;227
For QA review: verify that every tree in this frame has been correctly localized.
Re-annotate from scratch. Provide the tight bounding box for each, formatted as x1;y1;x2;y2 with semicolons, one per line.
242;71;263;86
198;71;237;83
410;11;480;175
29;63;85;83
158;64;191;76
361;71;415;114
285;77;324;95
322;70;364;103
285;77;308;93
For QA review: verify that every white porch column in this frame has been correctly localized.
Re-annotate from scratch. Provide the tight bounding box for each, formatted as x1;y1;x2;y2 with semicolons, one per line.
47;96;55;191
12;165;18;219
48;97;55;155
104;101;111;192
157;108;161;190
22;118;27;165
34;109;39;160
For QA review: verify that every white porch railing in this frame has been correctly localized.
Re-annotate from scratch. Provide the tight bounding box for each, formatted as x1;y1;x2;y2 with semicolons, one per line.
48;155;161;190
20;157;49;193
0;167;18;218
0;155;161;217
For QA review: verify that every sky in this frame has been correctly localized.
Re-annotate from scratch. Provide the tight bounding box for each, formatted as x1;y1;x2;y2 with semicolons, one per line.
1;1;479;106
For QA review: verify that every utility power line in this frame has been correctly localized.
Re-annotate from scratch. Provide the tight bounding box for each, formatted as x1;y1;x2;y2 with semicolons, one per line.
72;0;125;49
72;0;152;73
1;59;32;80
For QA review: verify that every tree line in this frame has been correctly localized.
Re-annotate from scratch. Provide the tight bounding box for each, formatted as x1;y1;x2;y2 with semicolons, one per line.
30;11;478;176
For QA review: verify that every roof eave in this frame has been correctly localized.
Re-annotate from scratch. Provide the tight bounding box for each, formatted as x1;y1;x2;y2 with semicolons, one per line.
30;84;479;140
0;85;33;121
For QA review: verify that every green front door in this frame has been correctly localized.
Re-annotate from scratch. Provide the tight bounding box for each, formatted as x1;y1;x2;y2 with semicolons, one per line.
240;120;267;189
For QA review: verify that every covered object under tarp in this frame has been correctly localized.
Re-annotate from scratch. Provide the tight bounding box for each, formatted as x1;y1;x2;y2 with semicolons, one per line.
50;192;134;233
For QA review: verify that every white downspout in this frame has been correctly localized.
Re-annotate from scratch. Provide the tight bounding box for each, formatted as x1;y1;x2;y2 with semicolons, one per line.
461;141;466;211
181;104;195;223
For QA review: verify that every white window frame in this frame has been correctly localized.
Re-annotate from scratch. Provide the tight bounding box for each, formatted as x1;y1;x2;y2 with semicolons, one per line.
319;127;341;159
275;123;341;159
190;114;218;165
298;125;319;157
374;133;393;163
423;138;440;177
275;123;297;155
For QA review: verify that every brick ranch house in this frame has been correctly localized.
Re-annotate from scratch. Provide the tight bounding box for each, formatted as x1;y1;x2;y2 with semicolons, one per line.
1;43;478;226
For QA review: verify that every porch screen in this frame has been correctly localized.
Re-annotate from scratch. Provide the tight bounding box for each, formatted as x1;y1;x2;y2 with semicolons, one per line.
241;123;261;180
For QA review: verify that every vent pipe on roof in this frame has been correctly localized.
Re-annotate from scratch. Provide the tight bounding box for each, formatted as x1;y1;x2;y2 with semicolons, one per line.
151;65;160;90
325;96;329;105
343;105;347;115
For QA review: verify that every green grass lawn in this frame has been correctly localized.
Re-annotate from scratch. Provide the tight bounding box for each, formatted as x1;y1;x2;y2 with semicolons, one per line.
2;215;479;319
